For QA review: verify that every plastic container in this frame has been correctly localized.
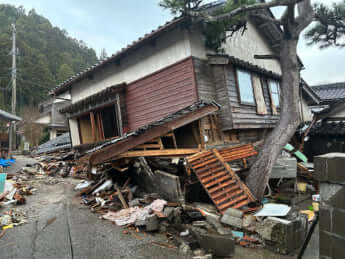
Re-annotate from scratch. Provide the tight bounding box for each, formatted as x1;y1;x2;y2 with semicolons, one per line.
297;182;307;192
312;202;319;212
0;173;7;193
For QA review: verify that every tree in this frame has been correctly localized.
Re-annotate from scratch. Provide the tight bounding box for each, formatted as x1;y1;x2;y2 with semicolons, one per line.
99;48;108;60
160;0;314;199
57;63;74;83
305;1;345;48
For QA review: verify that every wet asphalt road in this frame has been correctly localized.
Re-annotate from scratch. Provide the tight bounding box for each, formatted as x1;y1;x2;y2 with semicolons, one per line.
0;156;319;259
0;156;182;259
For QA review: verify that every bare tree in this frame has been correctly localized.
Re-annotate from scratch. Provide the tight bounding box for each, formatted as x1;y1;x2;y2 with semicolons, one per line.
161;0;315;199
21;107;43;148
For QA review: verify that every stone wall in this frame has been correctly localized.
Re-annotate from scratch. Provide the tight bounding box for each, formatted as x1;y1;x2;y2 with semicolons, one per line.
315;153;345;259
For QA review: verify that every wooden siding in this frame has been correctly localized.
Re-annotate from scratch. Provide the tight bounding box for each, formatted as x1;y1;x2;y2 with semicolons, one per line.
193;58;233;130
126;58;198;131
224;64;279;130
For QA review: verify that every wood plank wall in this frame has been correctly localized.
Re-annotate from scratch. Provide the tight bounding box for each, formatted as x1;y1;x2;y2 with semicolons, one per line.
224;64;279;130
193;58;233;131
126;58;198;131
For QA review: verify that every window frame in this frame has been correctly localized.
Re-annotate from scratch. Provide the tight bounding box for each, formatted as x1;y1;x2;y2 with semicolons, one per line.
77;103;121;145
268;80;281;109
235;68;256;106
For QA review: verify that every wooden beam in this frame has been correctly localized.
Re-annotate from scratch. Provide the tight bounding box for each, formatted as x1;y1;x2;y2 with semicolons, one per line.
90;112;96;142
89;104;219;165
118;149;201;158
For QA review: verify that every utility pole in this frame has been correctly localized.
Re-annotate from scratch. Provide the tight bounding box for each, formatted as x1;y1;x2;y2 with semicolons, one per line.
9;23;16;155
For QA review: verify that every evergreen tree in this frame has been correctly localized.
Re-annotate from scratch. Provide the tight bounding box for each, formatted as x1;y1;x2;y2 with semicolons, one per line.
0;4;98;111
305;1;345;48
57;64;75;83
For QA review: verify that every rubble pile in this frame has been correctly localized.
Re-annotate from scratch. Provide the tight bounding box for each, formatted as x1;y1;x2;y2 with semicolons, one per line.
70;145;315;257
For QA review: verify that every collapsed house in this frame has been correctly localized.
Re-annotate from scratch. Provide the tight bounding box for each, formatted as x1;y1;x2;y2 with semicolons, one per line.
52;15;317;153
30;3;323;257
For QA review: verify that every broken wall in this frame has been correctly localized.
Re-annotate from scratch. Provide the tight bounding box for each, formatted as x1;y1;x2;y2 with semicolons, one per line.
315;153;345;259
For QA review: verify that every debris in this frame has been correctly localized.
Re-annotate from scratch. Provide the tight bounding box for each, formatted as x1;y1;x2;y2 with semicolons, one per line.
195;231;235;257
92;179;113;195
74;180;93;191
101;199;167;226
180;229;190;237
186;146;257;214
220;208;243;229
255;203;291;217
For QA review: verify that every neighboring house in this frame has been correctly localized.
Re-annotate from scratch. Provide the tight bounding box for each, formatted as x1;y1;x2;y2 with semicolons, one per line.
0;109;21;157
51;5;316;152
305;83;345;159
35;98;70;140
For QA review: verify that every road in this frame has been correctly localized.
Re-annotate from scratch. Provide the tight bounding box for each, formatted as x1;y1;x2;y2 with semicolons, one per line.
0;156;181;259
0;156;319;259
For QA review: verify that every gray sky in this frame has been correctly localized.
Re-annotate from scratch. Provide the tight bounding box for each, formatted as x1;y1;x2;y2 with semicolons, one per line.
0;0;344;86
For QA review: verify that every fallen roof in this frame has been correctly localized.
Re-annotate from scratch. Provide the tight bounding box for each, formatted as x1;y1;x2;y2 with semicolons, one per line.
51;17;188;96
0;109;21;122
88;100;220;165
309;120;345;136
33;133;71;155
312;82;345;104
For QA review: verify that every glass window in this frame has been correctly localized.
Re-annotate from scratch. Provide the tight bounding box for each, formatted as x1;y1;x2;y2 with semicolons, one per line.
269;81;280;107
236;69;255;104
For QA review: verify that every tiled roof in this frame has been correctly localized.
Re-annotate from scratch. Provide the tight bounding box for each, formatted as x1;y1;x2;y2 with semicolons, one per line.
310;120;345;136
87;100;220;155
33;133;71;155
312;82;345;103
51;17;188;96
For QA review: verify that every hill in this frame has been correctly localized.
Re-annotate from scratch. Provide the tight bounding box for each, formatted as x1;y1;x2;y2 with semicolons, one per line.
0;4;98;112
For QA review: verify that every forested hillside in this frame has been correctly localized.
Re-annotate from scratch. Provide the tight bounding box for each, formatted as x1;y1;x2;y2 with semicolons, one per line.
0;5;98;112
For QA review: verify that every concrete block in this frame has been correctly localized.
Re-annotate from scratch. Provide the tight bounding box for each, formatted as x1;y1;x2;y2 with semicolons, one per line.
319;208;331;232
315;153;345;183
134;169;183;202
220;215;242;228
332;209;345;237
145;215;159;232
255;217;307;254
320;183;345;210
196;232;235;257
319;230;345;259
223;208;243;218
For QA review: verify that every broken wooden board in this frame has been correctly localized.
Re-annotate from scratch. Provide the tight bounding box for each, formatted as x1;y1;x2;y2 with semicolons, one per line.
186;146;256;214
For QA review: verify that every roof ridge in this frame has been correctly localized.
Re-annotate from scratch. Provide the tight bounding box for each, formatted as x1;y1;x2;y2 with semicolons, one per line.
51;16;187;96
312;82;345;91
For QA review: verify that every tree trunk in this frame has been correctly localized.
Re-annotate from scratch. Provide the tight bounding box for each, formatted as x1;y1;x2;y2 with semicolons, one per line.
246;38;301;200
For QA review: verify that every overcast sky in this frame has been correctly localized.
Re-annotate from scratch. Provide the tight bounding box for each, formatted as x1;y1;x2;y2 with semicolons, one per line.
0;0;344;85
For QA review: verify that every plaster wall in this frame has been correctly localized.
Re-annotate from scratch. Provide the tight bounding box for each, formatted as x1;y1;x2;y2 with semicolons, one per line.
224;21;282;75
71;27;193;103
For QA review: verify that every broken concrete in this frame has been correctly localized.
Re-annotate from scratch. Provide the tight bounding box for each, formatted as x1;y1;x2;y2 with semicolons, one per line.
315;153;345;259
195;231;235;257
133;167;183;202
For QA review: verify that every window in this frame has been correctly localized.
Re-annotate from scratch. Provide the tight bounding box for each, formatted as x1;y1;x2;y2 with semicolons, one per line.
236;69;255;104
78;105;121;144
269;80;280;107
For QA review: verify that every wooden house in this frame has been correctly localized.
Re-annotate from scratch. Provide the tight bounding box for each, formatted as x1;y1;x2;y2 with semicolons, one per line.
51;6;317;154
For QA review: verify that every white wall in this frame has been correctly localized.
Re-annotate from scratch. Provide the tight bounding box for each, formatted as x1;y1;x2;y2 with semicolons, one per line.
224;22;282;75
299;98;314;122
35;114;51;125
71;27;192;103
49;129;57;140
